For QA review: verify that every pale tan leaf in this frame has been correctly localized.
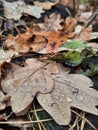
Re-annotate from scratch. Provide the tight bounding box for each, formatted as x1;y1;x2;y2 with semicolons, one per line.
0;91;10;110
34;0;59;10
59;0;73;7
43;62;59;74
0;48;18;64
38;13;63;31
87;42;98;50
76;25;92;41
1;59;54;116
2;0;44;20
37;64;98;125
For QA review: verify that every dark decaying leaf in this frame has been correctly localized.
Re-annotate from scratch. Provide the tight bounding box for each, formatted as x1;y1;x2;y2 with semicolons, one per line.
37;64;98;125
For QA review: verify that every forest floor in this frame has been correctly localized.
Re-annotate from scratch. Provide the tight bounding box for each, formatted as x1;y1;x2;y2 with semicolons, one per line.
0;0;98;130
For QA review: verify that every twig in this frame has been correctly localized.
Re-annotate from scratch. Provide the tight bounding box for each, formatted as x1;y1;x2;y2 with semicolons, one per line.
76;11;98;38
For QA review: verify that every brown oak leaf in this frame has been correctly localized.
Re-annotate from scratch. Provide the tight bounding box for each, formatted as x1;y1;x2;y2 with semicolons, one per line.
4;28;46;53
33;31;67;53
64;17;77;33
45;31;67;53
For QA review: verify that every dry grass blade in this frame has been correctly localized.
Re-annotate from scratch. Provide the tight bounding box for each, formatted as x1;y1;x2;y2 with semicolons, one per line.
27;112;36;130
69;112;82;130
71;110;97;130
33;102;44;130
80;113;86;130
0;119;53;124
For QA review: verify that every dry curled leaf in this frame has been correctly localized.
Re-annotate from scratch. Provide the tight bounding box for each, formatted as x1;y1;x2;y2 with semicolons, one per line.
4;28;46;53
33;30;68;53
45;31;67;53
38;13;63;31
37;64;98;125
64;17;77;33
2;0;44;20
1;59;54;116
30;35;46;52
34;0;59;10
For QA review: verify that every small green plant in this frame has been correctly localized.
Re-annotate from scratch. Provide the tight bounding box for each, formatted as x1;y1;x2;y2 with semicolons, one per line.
80;0;90;3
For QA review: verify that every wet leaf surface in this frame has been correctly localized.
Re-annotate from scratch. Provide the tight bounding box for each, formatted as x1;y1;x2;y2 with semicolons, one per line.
37;64;98;125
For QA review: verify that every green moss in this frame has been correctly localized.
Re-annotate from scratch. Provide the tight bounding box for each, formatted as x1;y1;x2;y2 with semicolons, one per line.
61;40;86;50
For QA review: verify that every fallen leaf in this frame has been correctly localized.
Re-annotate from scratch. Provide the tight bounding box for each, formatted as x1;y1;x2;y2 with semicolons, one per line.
87;42;98;50
33;30;68;53
81;12;92;20
76;25;92;41
2;0;44;20
4;34;30;53
30;35;46;52
0;113;6;121
1;59;54;116
0;48;18;64
59;0;73;7
4;28;46;53
34;0;59;10
38;13;63;31
64;17;77;33
0;91;10;110
37;64;98;125
45;31;67;52
43;62;59;75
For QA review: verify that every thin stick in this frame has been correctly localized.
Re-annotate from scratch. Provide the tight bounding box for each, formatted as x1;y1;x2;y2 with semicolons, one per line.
0;119;53;124
76;11;98;38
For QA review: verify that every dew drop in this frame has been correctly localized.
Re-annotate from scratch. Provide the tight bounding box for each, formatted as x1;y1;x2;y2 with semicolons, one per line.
12;7;16;10
48;102;55;107
66;97;72;103
54;96;59;100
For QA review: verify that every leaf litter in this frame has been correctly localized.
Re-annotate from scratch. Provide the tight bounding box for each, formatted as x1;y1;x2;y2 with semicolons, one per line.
0;0;98;129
